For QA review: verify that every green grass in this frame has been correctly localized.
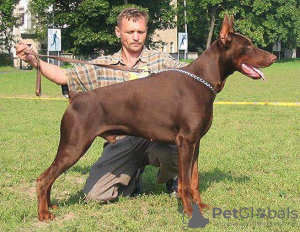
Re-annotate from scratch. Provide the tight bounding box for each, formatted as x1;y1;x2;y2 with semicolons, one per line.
0;60;299;231
217;59;300;102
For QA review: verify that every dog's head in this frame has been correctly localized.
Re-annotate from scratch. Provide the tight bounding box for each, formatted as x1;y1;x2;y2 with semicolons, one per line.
218;14;277;80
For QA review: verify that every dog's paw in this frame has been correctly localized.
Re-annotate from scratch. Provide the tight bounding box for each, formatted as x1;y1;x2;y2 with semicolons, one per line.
184;205;193;217
51;204;58;210
200;203;210;210
38;210;55;222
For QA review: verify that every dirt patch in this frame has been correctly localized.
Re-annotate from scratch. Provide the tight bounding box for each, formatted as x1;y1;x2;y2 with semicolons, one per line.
4;181;36;199
31;212;76;228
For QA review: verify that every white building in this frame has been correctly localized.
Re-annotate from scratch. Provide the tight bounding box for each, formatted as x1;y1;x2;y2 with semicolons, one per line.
12;0;40;68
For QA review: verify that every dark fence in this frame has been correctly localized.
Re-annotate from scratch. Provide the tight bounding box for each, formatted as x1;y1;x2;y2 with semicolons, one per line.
0;54;13;66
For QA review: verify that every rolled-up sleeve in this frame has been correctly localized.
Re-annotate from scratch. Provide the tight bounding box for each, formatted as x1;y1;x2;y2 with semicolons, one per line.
65;64;98;92
162;53;187;69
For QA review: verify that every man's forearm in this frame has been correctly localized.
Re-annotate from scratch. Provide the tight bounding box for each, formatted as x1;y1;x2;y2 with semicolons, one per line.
16;42;68;85
31;59;68;85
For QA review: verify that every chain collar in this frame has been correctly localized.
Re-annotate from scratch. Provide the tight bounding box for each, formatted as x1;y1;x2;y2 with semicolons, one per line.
153;69;217;95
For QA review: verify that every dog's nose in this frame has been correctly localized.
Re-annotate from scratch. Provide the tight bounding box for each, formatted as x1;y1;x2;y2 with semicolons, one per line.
271;54;277;63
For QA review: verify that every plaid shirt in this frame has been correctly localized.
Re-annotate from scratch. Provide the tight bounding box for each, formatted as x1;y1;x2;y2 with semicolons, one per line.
65;46;187;92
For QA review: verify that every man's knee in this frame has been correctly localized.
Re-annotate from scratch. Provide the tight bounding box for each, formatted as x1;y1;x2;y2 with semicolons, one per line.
148;143;178;167
84;185;118;202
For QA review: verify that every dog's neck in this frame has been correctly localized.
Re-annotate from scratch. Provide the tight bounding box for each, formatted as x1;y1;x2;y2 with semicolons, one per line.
187;40;234;93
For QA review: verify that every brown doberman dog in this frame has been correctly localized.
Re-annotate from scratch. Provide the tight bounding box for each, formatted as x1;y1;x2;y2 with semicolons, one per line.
36;15;276;221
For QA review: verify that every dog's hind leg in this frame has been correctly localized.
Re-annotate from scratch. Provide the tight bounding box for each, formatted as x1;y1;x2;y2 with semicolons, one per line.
37;113;96;221
176;134;196;216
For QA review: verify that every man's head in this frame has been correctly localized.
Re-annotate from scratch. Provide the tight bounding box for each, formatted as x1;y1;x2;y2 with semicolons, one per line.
116;8;149;28
115;8;149;54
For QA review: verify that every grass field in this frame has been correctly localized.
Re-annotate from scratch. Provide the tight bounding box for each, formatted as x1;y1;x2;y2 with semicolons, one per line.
0;60;299;231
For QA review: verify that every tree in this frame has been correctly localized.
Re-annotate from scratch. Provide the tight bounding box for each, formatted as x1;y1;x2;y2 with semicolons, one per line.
178;0;236;52
29;0;177;55
0;0;21;54
178;0;300;52
228;0;300;49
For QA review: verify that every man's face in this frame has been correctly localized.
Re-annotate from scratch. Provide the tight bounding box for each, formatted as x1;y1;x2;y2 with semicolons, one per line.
115;17;147;54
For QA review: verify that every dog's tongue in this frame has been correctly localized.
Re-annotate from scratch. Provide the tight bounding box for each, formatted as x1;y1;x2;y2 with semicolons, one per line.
252;66;266;81
241;63;266;81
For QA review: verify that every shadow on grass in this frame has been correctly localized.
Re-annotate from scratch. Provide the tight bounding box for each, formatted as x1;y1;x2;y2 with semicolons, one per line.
70;165;90;175
175;168;250;214
57;166;250;211
143;166;250;195
199;167;250;192
56;190;86;206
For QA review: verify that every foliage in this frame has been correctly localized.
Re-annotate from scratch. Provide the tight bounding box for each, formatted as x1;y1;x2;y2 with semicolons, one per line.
178;0;300;52
29;0;177;55
231;0;300;49
0;0;22;54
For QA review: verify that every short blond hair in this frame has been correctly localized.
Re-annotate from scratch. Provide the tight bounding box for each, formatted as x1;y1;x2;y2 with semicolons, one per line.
117;7;149;27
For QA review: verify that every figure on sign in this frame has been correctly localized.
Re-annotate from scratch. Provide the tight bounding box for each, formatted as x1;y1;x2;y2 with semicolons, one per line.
51;30;59;50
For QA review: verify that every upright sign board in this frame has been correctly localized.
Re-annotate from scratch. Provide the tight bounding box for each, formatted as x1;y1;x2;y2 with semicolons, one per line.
178;32;188;51
48;29;61;52
272;41;281;52
272;41;281;59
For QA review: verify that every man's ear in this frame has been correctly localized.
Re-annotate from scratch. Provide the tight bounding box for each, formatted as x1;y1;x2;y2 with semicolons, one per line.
115;26;120;38
219;14;231;45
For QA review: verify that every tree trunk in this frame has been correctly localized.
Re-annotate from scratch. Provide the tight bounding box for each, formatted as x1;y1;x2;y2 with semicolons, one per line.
206;8;217;49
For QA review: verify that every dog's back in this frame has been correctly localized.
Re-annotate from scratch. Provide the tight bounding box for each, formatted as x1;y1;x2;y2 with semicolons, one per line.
67;70;215;143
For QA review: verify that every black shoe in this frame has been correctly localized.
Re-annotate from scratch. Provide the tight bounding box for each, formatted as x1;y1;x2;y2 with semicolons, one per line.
130;185;142;197
130;168;144;197
166;177;178;198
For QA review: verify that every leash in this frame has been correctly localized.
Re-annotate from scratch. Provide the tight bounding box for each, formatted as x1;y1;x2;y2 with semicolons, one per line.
23;49;145;96
153;69;217;95
23;49;216;96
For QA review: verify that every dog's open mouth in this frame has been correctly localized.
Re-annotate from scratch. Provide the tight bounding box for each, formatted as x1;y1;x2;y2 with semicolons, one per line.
241;63;266;81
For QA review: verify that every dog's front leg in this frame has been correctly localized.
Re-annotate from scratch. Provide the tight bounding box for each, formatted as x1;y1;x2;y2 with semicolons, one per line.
190;141;208;214
176;134;195;216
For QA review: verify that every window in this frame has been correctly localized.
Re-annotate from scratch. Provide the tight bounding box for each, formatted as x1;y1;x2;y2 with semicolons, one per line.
170;42;175;53
163;43;167;53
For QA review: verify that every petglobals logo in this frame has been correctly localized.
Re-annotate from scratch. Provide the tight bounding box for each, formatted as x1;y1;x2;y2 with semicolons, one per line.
213;207;298;219
180;206;298;230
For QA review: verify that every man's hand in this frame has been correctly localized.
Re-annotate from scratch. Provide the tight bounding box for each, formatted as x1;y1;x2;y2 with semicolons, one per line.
15;41;38;67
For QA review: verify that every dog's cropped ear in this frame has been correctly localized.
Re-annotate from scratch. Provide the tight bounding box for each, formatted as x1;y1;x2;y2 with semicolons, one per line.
219;14;232;45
